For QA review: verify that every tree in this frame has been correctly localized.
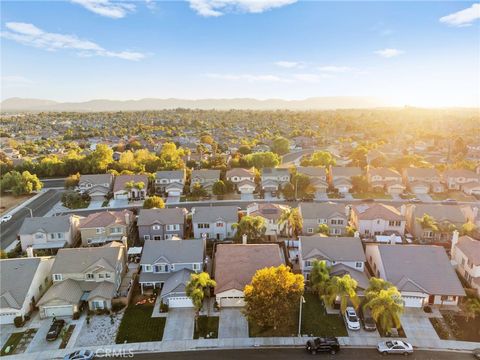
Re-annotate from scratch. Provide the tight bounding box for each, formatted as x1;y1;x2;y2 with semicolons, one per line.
461;221;477;236
281;182;295;200
291;173;315;200
309;260;330;297
345;226;356;237
317;224;329;235
233;215;266;242
349;146;368;168
351;175;369;193
143;196;165;209
242;152;280;169
301;151;336;167
244;265;304;331
325;275;359;313
0;171;43;196
462;297;480;321
416;213;439;232
186;272;216;322
212;180;226;196
64;172;80;189
271;137;290;155
238;145;251;155
191;182;207;199
86;144;113;173
279;207;303;237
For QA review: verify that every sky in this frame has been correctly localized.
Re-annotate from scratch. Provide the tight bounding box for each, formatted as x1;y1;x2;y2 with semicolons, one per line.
1;1;479;107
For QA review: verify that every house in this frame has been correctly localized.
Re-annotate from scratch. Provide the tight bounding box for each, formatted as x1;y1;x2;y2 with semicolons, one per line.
367;167;405;195
190;169;221;193
79;210;133;246
299;202;349;236
138;239;204;304
329;166;362;193
246;202;289;240
451;231;480;297
0;257;54;324
403;167;444;194
296;166;328;193
18;215;81;252
226;168;256;194
192;206;238;240
443;169;479;191
214;244;284;307
113;174;149;200
138;208;187;241
462;181;480;196
37;242;126;317
78;174;114;202
350;203;406;237
155;170;186;196
261;168;290;196
365;244;465;307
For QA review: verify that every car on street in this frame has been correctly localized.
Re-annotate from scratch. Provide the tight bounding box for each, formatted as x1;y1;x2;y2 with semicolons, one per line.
360;307;377;331
46;319;65;341
473;348;480;359
442;198;458;205
305;337;340;355
64;350;95;360
409;198;421;203
1;214;12;223
377;340;413;356
344;307;360;331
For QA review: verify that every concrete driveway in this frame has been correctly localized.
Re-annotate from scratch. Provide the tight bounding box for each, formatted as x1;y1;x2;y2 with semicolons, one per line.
416;194;433;202
401;308;439;340
27;317;66;353
218;308;248;339
163;309;195;340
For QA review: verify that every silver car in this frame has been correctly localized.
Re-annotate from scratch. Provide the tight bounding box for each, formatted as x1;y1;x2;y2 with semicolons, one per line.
63;350;94;360
377;340;413;356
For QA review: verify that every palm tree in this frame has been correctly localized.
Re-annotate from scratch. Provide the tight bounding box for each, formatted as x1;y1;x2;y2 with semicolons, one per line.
309;260;330;297
325;274;359;313
363;285;404;333
279;207;303;238
416;213;439;232
186;272;217;328
364;277;394;302
124;180;134;199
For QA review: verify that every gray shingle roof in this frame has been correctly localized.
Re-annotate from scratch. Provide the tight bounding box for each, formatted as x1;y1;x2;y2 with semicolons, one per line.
160;268;194;298
456;236;480;266
296;166;326;177
300;236;366;262
299;202;347;219
155;170;185;180
331;166;362;177
191;169;221;180
18;215;73;235
140;239;204;265
192;206;238;223
138;208;186;226
79;174;113;185
405;167;439;178
411;204;471;223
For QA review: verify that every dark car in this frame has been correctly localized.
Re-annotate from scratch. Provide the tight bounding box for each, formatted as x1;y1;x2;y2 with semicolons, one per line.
46;319;65;341
473;348;480;359
305;337;340;355
360;308;377;331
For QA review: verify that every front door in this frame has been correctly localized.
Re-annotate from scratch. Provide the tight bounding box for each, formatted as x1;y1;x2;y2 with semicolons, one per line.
428;295;435;305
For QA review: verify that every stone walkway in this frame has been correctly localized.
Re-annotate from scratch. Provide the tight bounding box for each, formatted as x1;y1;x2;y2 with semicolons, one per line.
74;313;123;347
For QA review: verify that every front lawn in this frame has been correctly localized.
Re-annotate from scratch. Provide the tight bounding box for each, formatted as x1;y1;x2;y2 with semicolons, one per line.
352;192;392;200
440;311;480;342
327;193;342;199
1;332;24;356
115;304;166;343
431;192;476;202
249;315;298;337
193;316;219;339
301;292;347;337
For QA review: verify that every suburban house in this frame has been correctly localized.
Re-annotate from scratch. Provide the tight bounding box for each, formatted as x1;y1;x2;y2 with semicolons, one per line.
18;215;82;252
261;168;290;196
154;170;186;197
403;167;444;194
78;174;114;202
402;204;475;243
442;169;479;194
0;257;54;324
367;167;405;195
190;169;221;194
138;208;187;241
296;166;328;193
246;202;289;240
192;205;238;240
214;243;284;307
299;202;349;236
79;210;133;246
226;168;256;194
113;174;149;200
365;244;465;307
462;181;480;196
350;203;406;237
138;239;204;305
328;166;362;193
451;231;480;297
299;235;368;294
37;242;126;317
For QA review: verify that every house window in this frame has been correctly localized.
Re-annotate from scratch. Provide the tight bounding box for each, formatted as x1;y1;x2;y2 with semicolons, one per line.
105;273;111;278
143;265;152;272
198;223;210;229
152;225;161;230
331;219;337;225
50;233;56;239
423;231;434;238
85;273;95;280
98;274;105;279
355;262;363;268
337;220;344;225
317;219;326;224
35;233;44;239
193;263;201;271
307;228;314;233
96;228;103;234
305;261;312;267
53;274;63;281
57;233;63;239
111;227;122;234
154;235;162;240
91;300;104;309
216;222;224;227
144;235;151;240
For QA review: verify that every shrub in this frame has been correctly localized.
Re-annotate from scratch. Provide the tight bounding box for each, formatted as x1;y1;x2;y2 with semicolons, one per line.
424;306;432;313
160;302;169;313
72;312;80;320
13;316;24;328
111;302;126;313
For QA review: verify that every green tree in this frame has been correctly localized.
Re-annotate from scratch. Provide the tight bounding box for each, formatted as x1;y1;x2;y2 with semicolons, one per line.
416;213;439;232
309;260;331;297
301;151;336;167
271;137;290;155
238;145;251;155
64;172;80;189
351;175;369;193
242;152;280;169
233;215;266;242
87;144;113;173
0;171;43;196
143;196;165;209
325;275;360;313
462;297;480;321
186;272;217;321
191;182;208;199
317;224;329;235
346;226;356;237
461;221;477;236
279;207;303;237
212;180;226;196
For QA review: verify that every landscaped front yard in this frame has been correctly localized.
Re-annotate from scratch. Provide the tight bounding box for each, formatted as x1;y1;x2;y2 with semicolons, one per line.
1;329;37;356
431;191;476;202
301;293;347;337
193;316;219;339
115;304;166;343
352;192;392;200
431;311;480;342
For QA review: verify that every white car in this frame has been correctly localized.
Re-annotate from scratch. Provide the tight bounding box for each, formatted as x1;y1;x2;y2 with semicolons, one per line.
377;340;413;355
63;350;94;360
1;215;12;223
344;306;360;330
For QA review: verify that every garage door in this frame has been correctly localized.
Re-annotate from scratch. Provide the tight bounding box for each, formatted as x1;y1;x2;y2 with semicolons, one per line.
220;297;245;307
169;191;181;197
0;312;19;325
168;297;193;308
403;296;424;308
44;305;73;318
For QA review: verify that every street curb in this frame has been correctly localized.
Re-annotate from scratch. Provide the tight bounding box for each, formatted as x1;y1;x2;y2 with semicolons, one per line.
2;191;45;218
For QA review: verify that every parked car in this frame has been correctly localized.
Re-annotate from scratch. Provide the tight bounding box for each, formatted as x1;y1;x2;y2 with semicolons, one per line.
360;307;377;331
344;307;360;331
46;319;65;341
305;337;340;355
473;349;480;359
442;198;458;205
64;350;95;360
409;198;421;203
377;340;413;355
1;214;12;223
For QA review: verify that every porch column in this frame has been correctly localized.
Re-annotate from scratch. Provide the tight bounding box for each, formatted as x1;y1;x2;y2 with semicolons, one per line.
141;283;144;294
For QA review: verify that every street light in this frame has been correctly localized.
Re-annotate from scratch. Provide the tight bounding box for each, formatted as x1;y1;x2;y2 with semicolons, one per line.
298;295;306;337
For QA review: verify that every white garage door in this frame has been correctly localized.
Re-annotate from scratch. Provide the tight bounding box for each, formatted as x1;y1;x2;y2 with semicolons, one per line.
44;305;73;318
413;187;428;194
0;312;19;325
403;296;423;308
168;191;181;197
220;297;245;307
115;193;128;200
167;297;193;308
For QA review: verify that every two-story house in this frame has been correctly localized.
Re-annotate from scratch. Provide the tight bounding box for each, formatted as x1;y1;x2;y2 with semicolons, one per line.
328;166;362;193
138;208;187;241
296;166;328;194
403;167;444;194
192;206;238;240
451;231;480;297
79;210;133;246
138;239;205;307
299;202;349;236
190;169;221;194
246;202;289;240
442;169;479;193
37;242;126;317
367;167;405;195
226;168;256;195
78;174;114;202
261;168;290;196
350;203;406;237
113;174;149;200
18;215;81;252
154;170;186;197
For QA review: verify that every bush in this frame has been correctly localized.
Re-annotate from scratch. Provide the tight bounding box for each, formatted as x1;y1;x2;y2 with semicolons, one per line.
72;312;80;320
13;316;24;328
160;302;169;313
111;302;126;313
424;306;432;313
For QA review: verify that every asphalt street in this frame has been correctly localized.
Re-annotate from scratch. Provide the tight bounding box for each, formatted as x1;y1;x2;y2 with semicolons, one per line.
40;178;67;188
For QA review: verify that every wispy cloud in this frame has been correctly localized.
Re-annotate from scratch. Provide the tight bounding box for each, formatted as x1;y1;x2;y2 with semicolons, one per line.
292;73;332;83
2;75;34;87
318;66;352;73
71;0;135;18
1;22;144;61
374;48;404;58
205;73;289;82
274;60;304;69
189;0;297;17
439;3;480;27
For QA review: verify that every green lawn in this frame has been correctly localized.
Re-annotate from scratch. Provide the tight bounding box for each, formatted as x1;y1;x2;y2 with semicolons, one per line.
431;192;475;202
193;316;219;339
249;316;298;337
115;304;166;343
352;192;392;200
301;293;348;337
327;193;342;199
1;332;25;356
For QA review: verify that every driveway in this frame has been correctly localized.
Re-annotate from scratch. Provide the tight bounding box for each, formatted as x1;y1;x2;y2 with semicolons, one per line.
343;193;354;200
401;308;439;340
166;196;180;204
240;194;254;201
416;194;433;202
315;192;328;201
163;309;195;340
218;308;248;339
27;317;66;353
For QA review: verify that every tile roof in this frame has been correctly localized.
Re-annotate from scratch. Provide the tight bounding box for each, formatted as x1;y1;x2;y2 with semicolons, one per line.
140;239;204;265
456;236;480;266
79;210;132;228
353;203;404;221
137;208;186;226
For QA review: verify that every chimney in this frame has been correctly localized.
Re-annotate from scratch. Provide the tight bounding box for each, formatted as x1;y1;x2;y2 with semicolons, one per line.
26;246;35;258
451;230;459;251
345;205;351;217
242;234;248;245
121;236;128;249
354;231;360;238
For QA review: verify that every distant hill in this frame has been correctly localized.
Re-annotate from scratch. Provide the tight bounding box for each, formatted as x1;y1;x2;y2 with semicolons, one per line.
0;96;390;112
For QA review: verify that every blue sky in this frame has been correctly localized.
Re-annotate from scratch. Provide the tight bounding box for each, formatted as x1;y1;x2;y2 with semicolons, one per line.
1;1;479;106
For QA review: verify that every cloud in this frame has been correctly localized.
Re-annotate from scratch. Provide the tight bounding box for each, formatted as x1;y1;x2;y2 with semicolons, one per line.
71;0;135;18
2;75;34;87
205;73;290;82
292;73;332;83
439;3;480;27
274;60;303;68
374;48;404;58
1;22;144;61
189;0;297;17
318;66;352;73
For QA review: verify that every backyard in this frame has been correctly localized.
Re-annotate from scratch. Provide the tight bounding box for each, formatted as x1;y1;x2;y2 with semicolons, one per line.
115;304;166;343
193;316;219;339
